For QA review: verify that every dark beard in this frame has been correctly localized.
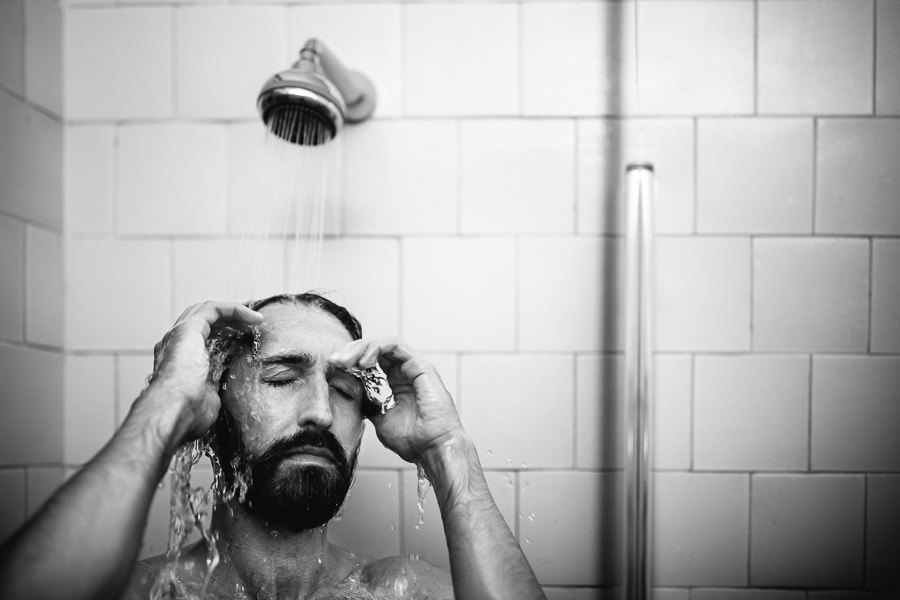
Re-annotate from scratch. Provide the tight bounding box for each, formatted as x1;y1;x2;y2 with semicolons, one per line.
211;412;357;533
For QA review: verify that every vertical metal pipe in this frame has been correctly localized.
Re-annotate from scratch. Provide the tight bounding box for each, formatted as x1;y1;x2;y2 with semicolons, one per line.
624;162;655;600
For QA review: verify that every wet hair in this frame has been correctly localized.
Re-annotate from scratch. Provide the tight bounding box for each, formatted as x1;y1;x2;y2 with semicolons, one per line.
248;292;362;341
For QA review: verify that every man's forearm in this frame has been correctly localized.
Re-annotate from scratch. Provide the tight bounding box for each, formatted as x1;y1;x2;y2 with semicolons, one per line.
422;431;546;600
0;386;183;600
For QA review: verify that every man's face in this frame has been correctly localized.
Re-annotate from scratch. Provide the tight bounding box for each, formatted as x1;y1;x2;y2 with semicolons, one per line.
219;301;366;531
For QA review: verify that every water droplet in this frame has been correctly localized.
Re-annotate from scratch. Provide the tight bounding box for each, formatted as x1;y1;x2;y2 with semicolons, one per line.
486;447;494;456
317;556;323;565
390;524;396;532
528;512;536;521
415;463;430;530
525;538;531;544
518;513;524;520
507;458;514;466
157;481;165;490
270;530;278;538
387;481;393;489
520;462;528;469
408;553;419;561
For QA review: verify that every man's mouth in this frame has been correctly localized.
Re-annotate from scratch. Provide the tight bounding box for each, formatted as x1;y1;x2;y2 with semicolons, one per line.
284;446;337;464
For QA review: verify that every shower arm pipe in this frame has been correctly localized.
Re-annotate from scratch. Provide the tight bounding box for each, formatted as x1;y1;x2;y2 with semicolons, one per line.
623;162;655;600
298;39;375;123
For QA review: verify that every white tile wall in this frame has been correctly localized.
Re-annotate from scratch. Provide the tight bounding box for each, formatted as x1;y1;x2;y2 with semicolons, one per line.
872;239;900;353
328;470;401;558
26;227;63;348
176;6;285;119
24;0;62;116
811;356;900;472
576;354;621;469
877;0;900;115
522;2;632;116
653;356;692;471
750;474;864;587
866;475;900;590
405;3;518;116
64;125;114;235
0;216;25;342
654;237;751;352
116;124;227;235
0;0;25;96
0;469;26;542
64;354;115;464
289;4;403;118
0;344;62;465
816;119;900;235
758;0;873;115
577;119;694;235
64;7;173;120
520;472;616;586
461;354;574;470
519;237;622;352
0;91;62;229
460;120;575;235
342;120;457;235
697;119;813;234
694;355;809;471
753;238;869;352
65;239;171;351
401;237;516;352
636;1;754;115
652;473;749;586
116;354;154;426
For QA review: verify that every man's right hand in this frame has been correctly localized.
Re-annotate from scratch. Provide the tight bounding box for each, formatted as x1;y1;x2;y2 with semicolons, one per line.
140;301;263;453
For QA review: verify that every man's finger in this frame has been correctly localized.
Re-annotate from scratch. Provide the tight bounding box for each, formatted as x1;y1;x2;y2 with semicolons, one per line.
173;301;263;339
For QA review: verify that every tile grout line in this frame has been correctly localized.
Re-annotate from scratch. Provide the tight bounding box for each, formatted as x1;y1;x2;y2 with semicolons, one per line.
872;0;878;116
753;0;759;117
807;354;814;472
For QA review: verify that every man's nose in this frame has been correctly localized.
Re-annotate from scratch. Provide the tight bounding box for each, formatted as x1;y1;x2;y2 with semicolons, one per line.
296;373;334;429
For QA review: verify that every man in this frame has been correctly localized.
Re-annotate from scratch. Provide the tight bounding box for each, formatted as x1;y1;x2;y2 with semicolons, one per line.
0;293;546;600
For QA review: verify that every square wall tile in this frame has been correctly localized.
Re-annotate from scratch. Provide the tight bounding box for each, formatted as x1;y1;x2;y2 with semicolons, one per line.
522;2;633;116
116;354;154;426
817;119;900;235
694;355;809;471
401;469;516;569
66;239;171;351
172;240;284;311
872;240;900;352
753;238;869;352
812;356;900;472
576;354;622;469
289;4;402;118
0;216;25;342
117;124;227;235
636;1;754;115
877;1;900;115
653;473;749;587
65;125;114;235
0;469;26;542
520;237;622;352
342;120;457;235
460;120;575;234
653;355;692;471
26;227;62;347
867;475;900;589
578;119;694;235
461;355;574;470
64;354;116;464
26;466;65;517
0;0;24;96
750;474;864;587
402;237;515;352
0;344;62;465
227;123;341;238
0;91;62;229
405;3;517;116
65;7;173;120
697;119;813;234
759;0;873;115
314;239;400;338
24;0;62;115
655;237;751;352
520;472;617;586
176;6;284;119
329;470;400;559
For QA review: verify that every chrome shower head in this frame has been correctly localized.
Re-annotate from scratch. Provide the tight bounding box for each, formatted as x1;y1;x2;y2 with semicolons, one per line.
257;39;376;146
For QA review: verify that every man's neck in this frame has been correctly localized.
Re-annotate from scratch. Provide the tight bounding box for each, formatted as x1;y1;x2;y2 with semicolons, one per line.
209;500;342;600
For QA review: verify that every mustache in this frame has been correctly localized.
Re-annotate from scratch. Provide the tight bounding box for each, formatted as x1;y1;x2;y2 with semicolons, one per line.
252;427;349;472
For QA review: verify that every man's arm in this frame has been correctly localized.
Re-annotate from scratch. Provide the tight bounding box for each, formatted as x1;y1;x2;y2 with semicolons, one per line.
330;338;546;600
0;302;262;600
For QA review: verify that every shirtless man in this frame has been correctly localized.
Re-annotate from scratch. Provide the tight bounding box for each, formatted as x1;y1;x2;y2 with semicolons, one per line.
0;293;545;600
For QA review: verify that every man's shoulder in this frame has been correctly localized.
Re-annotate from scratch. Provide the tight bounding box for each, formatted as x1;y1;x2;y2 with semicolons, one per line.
361;555;453;599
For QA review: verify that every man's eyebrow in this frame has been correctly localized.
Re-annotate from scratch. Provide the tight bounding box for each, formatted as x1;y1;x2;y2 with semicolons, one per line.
259;353;315;367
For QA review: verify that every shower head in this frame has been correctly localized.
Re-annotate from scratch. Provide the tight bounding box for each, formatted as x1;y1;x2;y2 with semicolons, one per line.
257;39;376;146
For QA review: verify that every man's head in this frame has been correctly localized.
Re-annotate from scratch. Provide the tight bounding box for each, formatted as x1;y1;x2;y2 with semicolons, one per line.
208;292;369;532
